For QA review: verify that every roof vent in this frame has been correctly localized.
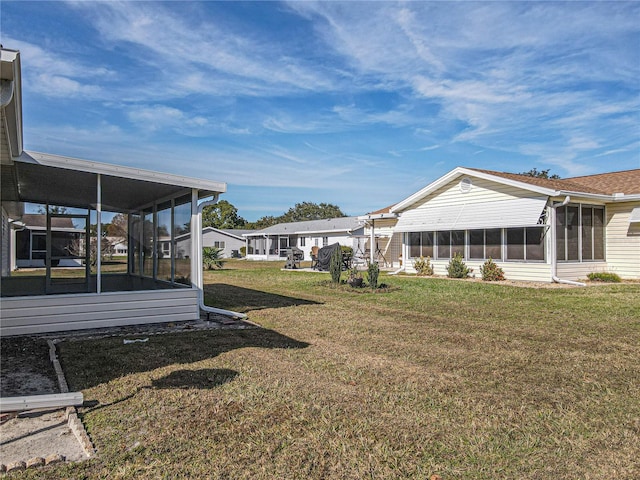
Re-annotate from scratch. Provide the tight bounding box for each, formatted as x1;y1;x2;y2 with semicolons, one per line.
459;177;473;193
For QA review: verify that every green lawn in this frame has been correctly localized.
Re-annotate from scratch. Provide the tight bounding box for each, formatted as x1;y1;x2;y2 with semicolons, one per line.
20;260;640;479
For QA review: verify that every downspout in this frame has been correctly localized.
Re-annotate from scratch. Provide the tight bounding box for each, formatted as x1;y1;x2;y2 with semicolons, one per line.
196;195;247;320
550;196;586;287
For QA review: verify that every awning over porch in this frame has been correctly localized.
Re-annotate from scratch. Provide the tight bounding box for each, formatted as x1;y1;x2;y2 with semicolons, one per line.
394;196;548;232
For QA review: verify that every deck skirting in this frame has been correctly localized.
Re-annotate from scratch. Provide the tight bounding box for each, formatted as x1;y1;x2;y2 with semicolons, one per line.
0;289;200;336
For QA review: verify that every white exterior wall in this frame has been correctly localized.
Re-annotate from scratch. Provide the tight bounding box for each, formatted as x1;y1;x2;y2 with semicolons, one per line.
412;176;537;210
201;230;245;258
246;233;356;261
0;288;199;336
604;201;640;279
404;257;552;282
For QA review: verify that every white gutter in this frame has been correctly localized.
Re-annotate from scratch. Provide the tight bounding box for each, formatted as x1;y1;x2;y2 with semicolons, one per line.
549;196;586;287
196;196;247;320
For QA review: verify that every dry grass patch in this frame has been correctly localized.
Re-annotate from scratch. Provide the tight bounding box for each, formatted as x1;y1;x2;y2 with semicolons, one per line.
16;260;640;479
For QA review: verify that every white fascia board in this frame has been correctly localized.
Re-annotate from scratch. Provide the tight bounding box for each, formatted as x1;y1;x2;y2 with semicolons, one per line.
391;167;559;213
554;191;638;202
20;151;227;193
357;213;398;221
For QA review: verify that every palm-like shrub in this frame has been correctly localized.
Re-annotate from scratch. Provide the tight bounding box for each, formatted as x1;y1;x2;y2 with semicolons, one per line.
203;247;225;270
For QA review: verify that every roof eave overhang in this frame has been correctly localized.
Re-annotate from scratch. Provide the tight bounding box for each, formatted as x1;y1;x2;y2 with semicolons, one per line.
21;151;226;194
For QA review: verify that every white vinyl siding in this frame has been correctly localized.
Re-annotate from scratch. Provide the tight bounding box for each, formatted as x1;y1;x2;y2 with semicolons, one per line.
405;257;552;282
0;288;199;336
604;202;640;279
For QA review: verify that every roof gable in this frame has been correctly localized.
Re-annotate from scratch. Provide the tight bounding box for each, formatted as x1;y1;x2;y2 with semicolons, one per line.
393;166;640;212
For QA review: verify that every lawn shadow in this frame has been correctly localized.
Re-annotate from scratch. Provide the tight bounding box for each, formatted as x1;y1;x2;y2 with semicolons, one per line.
204;283;322;313
151;368;238;390
60;328;309;391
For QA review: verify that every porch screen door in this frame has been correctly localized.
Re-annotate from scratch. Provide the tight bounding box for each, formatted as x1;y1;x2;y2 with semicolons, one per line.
45;213;91;294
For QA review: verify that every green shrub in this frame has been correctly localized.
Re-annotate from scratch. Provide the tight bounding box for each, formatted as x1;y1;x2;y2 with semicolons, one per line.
413;256;434;276
587;271;621;283
203;247;225;270
367;262;380;289
480;258;505;281
446;253;472;279
329;246;342;284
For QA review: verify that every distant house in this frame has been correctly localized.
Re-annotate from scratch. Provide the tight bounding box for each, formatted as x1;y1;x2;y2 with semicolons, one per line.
244;217;365;261
175;227;254;259
390;167;640;282
13;214;85;268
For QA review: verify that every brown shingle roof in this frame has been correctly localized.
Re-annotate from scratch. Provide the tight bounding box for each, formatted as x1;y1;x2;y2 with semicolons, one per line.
367;204;395;215
468;168;640;196
562;169;640;195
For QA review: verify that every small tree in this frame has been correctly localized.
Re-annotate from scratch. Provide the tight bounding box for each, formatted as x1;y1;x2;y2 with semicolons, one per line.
367;261;380;289
446;253;472;278
413;256;434;276
329;246;342;284
203;247;225;270
480;258;505;281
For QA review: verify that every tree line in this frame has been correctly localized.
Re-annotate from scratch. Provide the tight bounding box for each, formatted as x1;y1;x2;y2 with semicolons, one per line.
202;201;346;230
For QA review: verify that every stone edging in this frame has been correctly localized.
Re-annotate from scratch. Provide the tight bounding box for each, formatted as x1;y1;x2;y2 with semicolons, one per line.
48;340;96;459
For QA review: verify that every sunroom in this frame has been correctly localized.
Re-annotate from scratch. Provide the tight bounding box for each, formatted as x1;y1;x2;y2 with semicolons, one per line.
1;151;226;335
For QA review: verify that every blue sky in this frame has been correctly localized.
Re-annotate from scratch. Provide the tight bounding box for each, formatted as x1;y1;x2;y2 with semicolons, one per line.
2;1;639;221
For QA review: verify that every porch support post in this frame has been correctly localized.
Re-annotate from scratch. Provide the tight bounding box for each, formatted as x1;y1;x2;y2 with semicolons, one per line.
369;219;375;264
96;174;102;294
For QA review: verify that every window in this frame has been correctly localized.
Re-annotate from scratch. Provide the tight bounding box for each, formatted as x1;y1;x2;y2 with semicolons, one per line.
486;229;502;260
506;228;524;260
451;230;465;257
322;237;328;247
557;204;604;262
16;230;30;260
300;237;306;247
214;241;226;249
408;232;433;258
582;206;605;261
436;230;464;259
506;227;544;261
469;230;484;259
436;231;450;259
468;229;502;260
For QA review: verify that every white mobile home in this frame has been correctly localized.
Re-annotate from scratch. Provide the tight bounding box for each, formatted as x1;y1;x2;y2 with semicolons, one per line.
391;167;640;282
244;217;365;261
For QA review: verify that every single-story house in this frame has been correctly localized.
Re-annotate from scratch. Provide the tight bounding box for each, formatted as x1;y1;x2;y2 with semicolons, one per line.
390;167;640;282
12;214;85;268
1;47;229;335
244;217;365;261
175;227;254;259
